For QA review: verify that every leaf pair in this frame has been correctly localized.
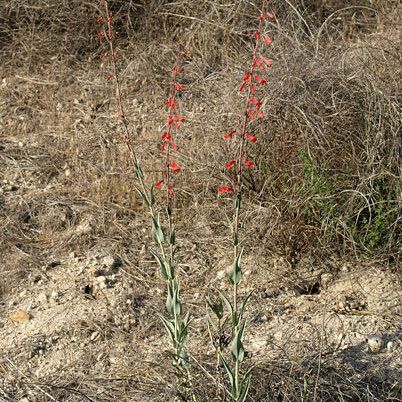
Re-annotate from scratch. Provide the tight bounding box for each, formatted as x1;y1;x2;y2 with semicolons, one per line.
150;250;174;280
166;278;182;316
229;248;244;284
221;354;254;402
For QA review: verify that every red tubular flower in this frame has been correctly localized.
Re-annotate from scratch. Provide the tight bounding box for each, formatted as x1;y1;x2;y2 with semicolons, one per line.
259;54;273;67
226;160;235;170
255;109;265;119
166;98;178;110
264;35;273;45
255;58;265;70
224;130;236;140
169;161;181;174
174;115;185;123
218;187;234;194
97;16;103;24
245;133;257;142
247;110;255;121
162;132;172;141
243;160;255;168
156;180;164;188
254;74;266;85
175;82;185;91
267;12;275;20
249;98;262;107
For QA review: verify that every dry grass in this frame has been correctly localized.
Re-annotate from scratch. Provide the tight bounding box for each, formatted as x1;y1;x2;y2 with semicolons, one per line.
1;0;401;401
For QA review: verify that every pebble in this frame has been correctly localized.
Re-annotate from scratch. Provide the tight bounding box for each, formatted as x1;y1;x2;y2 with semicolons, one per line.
9;311;30;323
37;293;48;304
387;340;397;353
367;336;382;353
216;270;226;280
51;289;59;298
102;255;116;269
320;273;334;289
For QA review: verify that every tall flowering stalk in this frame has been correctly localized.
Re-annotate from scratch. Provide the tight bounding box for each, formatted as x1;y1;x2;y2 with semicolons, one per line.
97;3;194;400
214;1;275;401
153;50;194;392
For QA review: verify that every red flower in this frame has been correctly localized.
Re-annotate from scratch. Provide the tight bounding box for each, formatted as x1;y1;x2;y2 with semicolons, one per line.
172;67;181;75
255;109;265;119
175;82;185;91
174;114;185;123
169;161;181;174
226;160;235;170
264;35;273;45
254;74;266;85
168;185;174;196
259;54;273;68
247;109;255;121
248;98;262;107
224;130;236;140
245;133;257;142
255;58;265;70
97;16;103;24
162;132;172;141
156;180;164;188
243;160;255;168
267;12;275;20
218;187;234;194
166;98;177;110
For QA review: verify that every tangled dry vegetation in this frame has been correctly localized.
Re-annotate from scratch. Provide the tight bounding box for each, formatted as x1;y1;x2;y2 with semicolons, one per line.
0;1;401;401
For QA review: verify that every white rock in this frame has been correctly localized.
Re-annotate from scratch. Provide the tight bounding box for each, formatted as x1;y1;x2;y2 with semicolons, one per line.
102;255;116;269
320;273;334;289
216;270;226;280
387;341;397;352
51;290;59;300
37;293;48;303
367;336;382;353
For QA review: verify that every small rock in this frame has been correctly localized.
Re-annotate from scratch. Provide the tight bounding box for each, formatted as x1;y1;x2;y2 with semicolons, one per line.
367;336;382;353
90;331;100;341
50;290;59;301
320;273;334;289
102;255;116;269
37;293;48;304
387;341;397;353
65;169;71;177
341;264;350;273
75;220;92;235
95;276;107;289
10;311;30;323
216;270;226;280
